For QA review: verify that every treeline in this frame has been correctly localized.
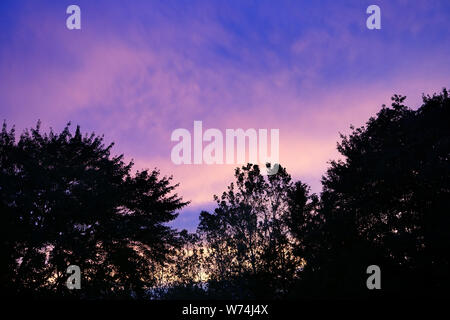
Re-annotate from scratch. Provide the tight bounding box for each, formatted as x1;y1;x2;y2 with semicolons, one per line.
0;90;449;299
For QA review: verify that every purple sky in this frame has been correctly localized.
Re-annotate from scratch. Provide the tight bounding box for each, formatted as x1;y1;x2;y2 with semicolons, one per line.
1;0;449;231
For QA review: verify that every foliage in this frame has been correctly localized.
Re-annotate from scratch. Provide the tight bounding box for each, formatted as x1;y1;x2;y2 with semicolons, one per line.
198;164;316;298
0;122;188;298
295;89;450;297
2;89;449;299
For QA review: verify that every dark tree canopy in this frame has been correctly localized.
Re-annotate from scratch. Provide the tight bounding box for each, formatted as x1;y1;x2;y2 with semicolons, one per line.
197;164;317;299
1;89;449;300
297;89;450;297
189;89;450;299
0;122;188;298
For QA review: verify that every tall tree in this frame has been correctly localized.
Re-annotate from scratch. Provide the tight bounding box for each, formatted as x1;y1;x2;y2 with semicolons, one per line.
300;90;450;297
0;122;188;298
198;164;316;298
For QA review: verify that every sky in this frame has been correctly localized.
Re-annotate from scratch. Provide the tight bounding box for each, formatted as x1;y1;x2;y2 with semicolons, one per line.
1;0;449;231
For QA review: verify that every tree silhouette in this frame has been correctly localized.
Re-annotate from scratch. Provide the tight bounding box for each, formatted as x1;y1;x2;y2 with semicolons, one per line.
197;164;316;298
2;89;449;300
295;89;450;297
0;122;188;298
